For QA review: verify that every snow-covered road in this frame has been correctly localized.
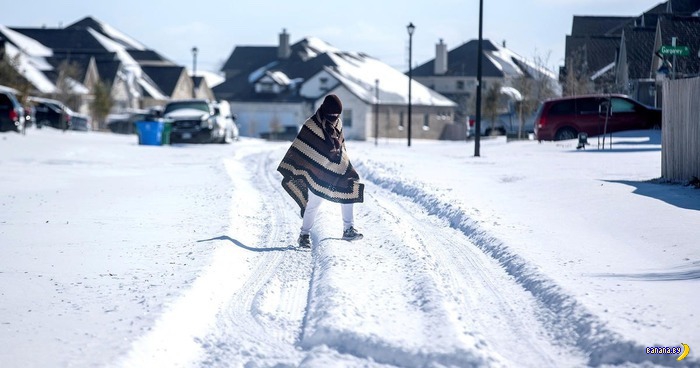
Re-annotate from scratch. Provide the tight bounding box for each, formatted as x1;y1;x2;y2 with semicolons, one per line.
1;129;697;367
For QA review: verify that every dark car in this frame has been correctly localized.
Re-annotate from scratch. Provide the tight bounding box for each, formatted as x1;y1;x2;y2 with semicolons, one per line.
534;94;662;141
29;97;71;130
0;86;25;133
29;97;91;131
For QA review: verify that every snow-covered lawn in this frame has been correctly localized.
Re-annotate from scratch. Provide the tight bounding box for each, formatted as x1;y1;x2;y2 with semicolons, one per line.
0;128;697;367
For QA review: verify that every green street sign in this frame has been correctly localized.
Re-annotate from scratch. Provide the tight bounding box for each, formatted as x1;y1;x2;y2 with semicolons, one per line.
659;45;690;56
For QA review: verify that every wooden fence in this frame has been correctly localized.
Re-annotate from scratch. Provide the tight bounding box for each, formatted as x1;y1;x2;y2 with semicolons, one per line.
662;77;700;183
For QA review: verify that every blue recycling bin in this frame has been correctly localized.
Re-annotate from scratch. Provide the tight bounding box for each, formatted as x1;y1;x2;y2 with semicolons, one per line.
135;121;164;146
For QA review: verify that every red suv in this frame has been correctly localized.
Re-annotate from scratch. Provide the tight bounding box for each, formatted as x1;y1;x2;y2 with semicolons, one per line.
533;94;661;141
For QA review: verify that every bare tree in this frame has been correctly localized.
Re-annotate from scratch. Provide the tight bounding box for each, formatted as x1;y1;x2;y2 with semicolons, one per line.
511;51;559;138
483;81;502;135
563;47;593;96
0;54;33;102
53;61;83;111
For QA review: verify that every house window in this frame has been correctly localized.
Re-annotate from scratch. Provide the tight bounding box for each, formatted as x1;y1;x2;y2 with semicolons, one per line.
399;111;404;130
343;109;353;127
456;80;465;90
423;113;430;130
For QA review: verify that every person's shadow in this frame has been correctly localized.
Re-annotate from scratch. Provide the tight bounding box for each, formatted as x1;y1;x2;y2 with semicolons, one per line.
197;235;297;252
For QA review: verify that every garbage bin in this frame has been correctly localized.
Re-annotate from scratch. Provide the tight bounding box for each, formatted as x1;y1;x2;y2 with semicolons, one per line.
161;121;172;145
135;121;164;146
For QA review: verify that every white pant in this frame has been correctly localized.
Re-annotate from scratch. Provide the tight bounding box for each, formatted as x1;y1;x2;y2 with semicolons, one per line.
300;190;353;235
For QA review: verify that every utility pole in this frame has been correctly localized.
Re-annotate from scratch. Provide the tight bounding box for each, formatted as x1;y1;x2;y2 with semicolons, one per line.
474;0;483;157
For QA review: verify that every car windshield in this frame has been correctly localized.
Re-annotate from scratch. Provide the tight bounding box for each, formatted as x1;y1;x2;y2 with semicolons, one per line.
163;101;210;115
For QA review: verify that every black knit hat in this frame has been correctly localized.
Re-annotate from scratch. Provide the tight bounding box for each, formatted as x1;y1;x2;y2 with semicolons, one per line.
320;94;343;114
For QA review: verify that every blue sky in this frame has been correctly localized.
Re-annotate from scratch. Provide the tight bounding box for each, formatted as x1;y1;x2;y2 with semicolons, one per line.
1;0;663;74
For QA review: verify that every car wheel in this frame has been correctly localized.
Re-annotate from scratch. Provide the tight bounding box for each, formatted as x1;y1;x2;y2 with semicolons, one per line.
554;127;577;141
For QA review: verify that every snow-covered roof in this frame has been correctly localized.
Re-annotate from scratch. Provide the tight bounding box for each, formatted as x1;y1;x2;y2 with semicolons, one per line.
324;52;456;107
4;43;56;94
0;25;53;57
265;71;292;86
94;21;146;51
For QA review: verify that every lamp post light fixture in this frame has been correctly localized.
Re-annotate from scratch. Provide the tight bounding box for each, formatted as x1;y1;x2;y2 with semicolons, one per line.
407;22;415;147
191;46;198;98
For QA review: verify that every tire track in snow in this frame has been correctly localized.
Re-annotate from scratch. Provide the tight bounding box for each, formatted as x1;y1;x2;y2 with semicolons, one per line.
356;159;681;367
299;185;506;367
365;183;585;367
197;147;313;367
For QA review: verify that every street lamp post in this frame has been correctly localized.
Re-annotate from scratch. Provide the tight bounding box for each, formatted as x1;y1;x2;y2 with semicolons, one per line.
191;46;198;98
474;0;483;157
407;22;415;147
375;79;379;146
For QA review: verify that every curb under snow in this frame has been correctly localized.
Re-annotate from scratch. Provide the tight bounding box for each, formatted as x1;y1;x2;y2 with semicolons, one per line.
355;160;695;368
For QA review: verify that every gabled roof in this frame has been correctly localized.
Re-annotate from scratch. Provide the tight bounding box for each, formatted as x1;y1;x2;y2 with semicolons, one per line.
66;16;146;50
622;27;656;79
10;28;107;53
565;35;620;73
215;35;456;107
95;60;122;85
412;39;505;78
571;16;634;37
215;38;338;102
221;46;277;75
141;65;185;96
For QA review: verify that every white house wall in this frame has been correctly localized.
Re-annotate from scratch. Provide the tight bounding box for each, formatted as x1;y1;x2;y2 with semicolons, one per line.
228;101;308;138
300;70;338;98
325;87;371;141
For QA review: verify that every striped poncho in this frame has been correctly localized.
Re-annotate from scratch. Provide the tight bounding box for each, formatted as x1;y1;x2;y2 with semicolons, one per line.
277;113;364;217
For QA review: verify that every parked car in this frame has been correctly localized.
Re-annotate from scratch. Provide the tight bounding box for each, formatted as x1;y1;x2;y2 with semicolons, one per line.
0;86;26;133
533;94;661;141
466;113;535;138
162;99;238;143
29;97;90;131
69;112;91;132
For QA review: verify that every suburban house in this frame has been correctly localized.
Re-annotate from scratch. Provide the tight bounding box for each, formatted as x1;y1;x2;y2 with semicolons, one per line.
561;0;700;106
410;38;560;127
214;30;457;141
0;17;207;130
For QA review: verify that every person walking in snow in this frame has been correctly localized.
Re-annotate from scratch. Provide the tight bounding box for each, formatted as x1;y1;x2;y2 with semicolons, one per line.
277;94;364;248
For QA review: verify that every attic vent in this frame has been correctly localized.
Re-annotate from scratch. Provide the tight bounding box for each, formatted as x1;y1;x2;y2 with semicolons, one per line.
320;77;328;84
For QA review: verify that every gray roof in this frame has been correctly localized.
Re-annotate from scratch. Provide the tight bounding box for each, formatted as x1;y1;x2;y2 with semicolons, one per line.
571;16;634;37
411;39;506;78
214;39;338;102
141;65;184;96
565;35;620;73
622;27;656;79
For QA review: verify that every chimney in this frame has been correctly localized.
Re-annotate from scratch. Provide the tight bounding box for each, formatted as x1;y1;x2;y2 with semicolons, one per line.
278;29;291;59
434;39;448;75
